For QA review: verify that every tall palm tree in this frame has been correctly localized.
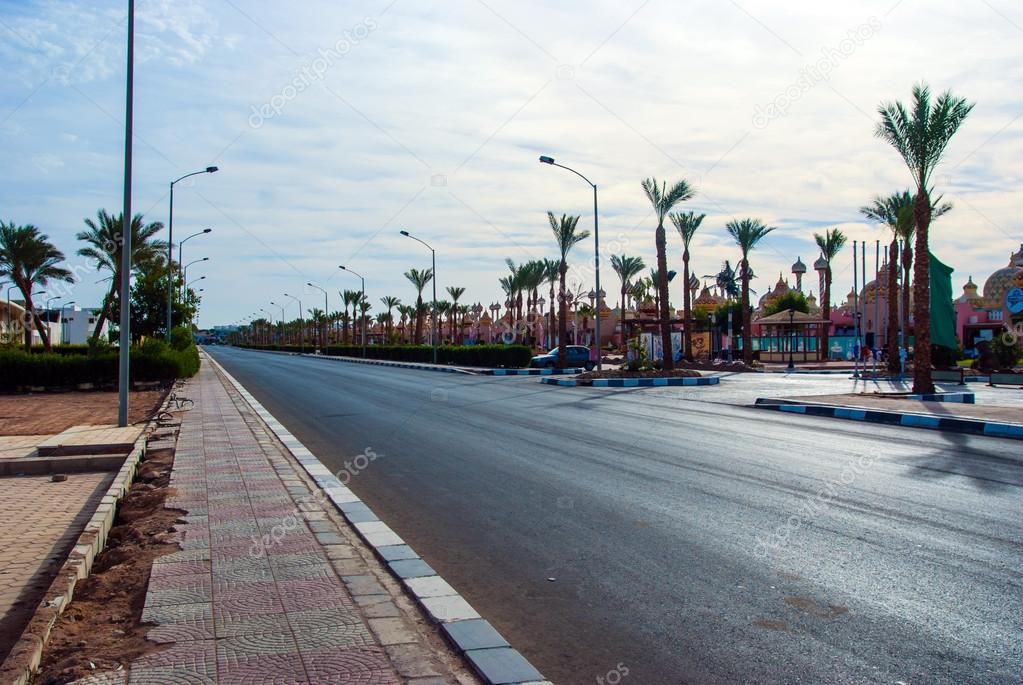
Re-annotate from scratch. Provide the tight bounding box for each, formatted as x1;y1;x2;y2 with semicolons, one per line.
340;289;359;344
875;82;973;392
404;267;433;344
0;221;73;350
76;209;165;341
396;304;414;343
541;258;559;349
671;211;706;361
709;260;741;300
549;211;590;368
610;254;645;347
380;295;400;339
641;177;695;370
726;218;776;364
358;297;371;345
813;228;847;361
446;286;465;343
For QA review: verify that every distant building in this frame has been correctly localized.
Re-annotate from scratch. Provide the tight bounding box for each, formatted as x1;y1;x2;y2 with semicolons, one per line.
57;306;109;344
0;301;107;345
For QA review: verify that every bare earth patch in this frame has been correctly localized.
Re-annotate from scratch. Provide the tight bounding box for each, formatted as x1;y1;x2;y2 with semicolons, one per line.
34;448;183;685
0;390;167;436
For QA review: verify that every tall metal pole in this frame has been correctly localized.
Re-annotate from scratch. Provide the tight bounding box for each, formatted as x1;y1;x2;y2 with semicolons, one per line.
117;0;134;427
593;183;602;371
852;241;859;379
898;238;906;380
165;179;174;340
285;294;303;353
862;239;867;377
873;240;880;378
431;247;437;363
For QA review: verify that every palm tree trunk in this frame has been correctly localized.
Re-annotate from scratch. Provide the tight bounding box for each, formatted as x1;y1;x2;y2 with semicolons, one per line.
741;259;752;364
414;296;424;344
821;270;831;361
901;244;912;347
886;239;900;373
912;191;933;393
682;249;692;361
620;286;627;349
655;223;674;371
558;263;568;368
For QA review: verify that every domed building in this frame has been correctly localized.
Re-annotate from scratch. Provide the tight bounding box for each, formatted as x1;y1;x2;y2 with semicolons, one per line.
757;274;795;313
981;244;1023;310
956;244;1023;353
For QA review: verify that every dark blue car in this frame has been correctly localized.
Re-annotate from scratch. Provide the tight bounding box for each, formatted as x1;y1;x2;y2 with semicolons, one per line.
529;345;594;370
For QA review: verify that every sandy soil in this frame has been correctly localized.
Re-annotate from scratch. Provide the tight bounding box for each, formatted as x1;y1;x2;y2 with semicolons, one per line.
0;389;167;436
34;449;182;684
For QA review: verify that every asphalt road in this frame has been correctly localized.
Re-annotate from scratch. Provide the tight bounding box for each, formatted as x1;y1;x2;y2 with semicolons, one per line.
206;347;1023;685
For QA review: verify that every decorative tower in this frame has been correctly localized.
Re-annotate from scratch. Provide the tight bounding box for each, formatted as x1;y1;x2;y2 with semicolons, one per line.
791;256;807;292
814;254;828;305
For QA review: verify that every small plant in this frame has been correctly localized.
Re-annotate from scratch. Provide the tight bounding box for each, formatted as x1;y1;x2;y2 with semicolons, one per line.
991;333;1022;370
625;337;652;372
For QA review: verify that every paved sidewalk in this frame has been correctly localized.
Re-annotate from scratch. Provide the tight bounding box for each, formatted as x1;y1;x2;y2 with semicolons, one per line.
127;363;475;684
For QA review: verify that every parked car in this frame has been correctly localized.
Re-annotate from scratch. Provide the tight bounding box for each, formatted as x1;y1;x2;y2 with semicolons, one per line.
530;345;594;370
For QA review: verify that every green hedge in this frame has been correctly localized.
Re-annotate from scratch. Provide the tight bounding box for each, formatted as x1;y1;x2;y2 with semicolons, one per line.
28;344;91;356
238;343;533;368
0;343;200;391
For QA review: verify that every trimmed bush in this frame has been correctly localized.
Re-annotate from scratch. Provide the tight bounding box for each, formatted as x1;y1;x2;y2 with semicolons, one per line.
0;341;201;391
28;344;91;356
238;343;533;368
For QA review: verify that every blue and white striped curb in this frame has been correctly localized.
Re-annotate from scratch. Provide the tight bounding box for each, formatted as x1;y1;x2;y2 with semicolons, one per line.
754;398;1023;439
316;354;475;375
204;354;549;685
482;367;584;376
540;376;720;387
905;392;975;403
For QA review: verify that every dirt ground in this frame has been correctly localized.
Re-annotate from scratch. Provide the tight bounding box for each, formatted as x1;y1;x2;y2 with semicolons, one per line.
0;389;167;436
34;448;182;684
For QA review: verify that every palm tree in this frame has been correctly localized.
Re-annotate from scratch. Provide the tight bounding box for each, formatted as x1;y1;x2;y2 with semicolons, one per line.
813;228;847;362
76;209;165;341
396;304;413;343
671;211;706;361
307;307;325;347
380;295;400;338
549;211;590;368
610;254;645;348
709;260;740;300
339;289;358;344
0;222;73;350
726;218;776;364
446;286;465;343
641;177;695;370
404;267;433;344
358;298;371;345
875;82;973;392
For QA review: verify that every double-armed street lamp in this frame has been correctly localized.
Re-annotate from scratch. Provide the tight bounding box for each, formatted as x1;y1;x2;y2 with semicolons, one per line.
399;230;437;364
539;155;602;371
307;282;328;350
167;166;218;340
283;293;304;353
178;228;211;298
338;265;367;358
183;257;208;291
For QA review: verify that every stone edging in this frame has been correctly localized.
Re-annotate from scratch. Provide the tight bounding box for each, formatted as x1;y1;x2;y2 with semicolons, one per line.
481;367;583;376
203;353;551;685
754;398;1023;439
0;395;171;685
541;376;721;387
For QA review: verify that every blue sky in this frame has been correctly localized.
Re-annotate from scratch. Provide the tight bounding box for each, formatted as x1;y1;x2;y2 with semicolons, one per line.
1;0;1021;327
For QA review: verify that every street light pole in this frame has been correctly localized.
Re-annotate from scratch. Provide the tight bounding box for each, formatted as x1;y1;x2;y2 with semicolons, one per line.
270;301;285;347
307;283;328;351
118;0;135;426
399;231;437;364
284;293;304;353
61;301;76;345
539;155;602;371
167;167;218;340
178;228;211;299
338;266;367;358
183;257;208;293
787;309;796;372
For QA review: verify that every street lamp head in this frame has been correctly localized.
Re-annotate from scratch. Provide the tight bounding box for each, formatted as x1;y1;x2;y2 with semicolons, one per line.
206;166;218;173
339;265;347;270
202;228;212;234
307;282;314;287
201;257;209;262
539;155;555;165
399;230;410;237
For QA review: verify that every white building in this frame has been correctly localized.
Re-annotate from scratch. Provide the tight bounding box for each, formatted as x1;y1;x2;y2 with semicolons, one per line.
0;300;108;346
56;306;109;344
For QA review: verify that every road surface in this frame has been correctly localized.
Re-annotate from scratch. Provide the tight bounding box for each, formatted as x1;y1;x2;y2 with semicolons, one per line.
206;346;1023;685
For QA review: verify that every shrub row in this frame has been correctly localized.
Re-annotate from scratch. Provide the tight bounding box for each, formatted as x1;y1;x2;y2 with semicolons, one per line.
238;343;533;368
0;343;200;391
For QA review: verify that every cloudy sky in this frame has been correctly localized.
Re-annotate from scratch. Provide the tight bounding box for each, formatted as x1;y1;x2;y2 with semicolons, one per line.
2;0;1021;327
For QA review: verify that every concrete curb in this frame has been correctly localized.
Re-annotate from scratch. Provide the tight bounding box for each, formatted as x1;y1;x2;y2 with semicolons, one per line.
541;376;720;388
0;395;170;685
204;353;550;685
904;391;975;403
753;398;1023;439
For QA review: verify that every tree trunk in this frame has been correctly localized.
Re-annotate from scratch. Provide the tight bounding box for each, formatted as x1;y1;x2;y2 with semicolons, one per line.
620;286;627;349
912;191;933;393
901;243;912;347
682;248;692;361
886;239;900;373
821;269;831;361
741;259;752;364
414;296;424;344
91;279;117;342
656;223;674;370
558;262;568;368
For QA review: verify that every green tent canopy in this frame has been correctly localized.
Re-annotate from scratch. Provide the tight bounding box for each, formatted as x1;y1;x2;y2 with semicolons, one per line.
929;252;957;349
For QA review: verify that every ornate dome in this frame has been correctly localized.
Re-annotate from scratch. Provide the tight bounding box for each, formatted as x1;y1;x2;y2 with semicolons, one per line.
814;254;828;271
758;274;792;308
791;257;806;274
982;246;1023;309
860;269;897;305
694;286;720;312
805;290;819;312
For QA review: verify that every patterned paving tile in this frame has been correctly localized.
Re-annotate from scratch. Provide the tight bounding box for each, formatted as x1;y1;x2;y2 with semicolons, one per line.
301;647;401;685
216;650;309;685
277;578;354;613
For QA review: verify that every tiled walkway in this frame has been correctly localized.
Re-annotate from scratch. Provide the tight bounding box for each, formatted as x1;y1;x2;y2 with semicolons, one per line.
131;365;405;684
